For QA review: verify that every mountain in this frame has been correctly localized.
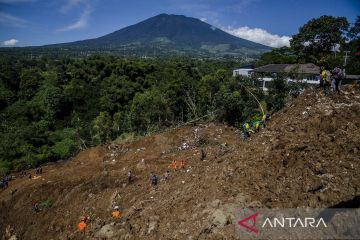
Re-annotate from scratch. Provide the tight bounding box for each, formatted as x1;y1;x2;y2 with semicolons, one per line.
49;13;271;57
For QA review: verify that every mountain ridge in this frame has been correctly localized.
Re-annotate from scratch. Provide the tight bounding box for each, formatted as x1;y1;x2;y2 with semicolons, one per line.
46;13;271;57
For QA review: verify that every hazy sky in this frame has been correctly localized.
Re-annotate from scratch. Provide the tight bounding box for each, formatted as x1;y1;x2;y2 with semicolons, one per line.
0;0;359;47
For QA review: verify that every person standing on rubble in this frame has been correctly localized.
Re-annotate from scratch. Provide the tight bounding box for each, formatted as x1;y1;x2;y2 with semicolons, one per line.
77;216;88;235
252;120;261;132
127;170;133;184
242;121;251;139
200;148;206;161
169;160;177;171
111;206;121;218
320;66;331;95
164;170;170;181
331;66;343;94
180;160;187;170
150;172;158;187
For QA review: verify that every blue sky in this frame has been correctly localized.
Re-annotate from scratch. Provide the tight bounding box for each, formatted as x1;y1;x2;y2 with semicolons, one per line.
0;0;359;47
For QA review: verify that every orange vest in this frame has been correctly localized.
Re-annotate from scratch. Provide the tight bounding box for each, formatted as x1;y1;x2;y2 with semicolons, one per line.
77;221;87;231
111;210;120;218
170;160;177;169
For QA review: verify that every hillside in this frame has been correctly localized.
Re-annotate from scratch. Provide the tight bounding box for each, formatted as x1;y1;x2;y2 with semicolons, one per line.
1;87;360;239
46;13;270;57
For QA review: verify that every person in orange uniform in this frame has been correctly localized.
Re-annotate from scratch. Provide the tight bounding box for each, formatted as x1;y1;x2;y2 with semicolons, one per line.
77;216;88;233
180;160;187;169
111;206;121;218
169;160;177;171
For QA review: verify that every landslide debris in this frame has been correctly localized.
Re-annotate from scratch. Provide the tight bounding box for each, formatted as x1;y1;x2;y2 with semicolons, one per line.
1;88;359;239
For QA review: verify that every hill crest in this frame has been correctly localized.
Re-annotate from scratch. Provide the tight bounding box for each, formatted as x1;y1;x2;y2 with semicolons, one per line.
48;13;271;57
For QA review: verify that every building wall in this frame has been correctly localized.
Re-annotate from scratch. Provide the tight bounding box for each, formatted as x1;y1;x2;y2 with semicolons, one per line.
233;68;253;77
258;75;320;91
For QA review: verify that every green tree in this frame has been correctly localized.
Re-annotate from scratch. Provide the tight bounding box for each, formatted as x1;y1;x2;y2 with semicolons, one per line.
348;16;360;40
93;111;112;144
290;15;349;62
266;75;289;111
129;89;172;134
19;68;43;100
257;47;297;66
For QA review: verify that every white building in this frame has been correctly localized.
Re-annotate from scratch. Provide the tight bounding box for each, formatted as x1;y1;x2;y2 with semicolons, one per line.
250;63;320;91
233;68;253;77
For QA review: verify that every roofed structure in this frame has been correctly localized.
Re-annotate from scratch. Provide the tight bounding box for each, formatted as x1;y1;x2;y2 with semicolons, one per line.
252;63;320;75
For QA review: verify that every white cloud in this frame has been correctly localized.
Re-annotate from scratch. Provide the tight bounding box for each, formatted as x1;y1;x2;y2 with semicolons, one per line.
3;38;19;46
0;12;27;27
224;26;291;48
57;8;91;31
60;0;86;13
200;18;207;22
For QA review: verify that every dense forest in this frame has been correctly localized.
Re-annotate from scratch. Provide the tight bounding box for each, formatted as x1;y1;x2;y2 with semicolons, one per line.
0;56;292;172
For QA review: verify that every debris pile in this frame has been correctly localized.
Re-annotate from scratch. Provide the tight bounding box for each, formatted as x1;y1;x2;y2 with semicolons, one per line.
1;88;360;239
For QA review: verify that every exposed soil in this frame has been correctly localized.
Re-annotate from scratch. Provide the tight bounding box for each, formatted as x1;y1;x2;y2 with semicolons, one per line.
1;87;360;240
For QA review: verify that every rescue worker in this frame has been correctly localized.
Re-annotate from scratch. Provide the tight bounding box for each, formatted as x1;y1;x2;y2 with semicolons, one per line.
77;216;88;232
200;148;206;161
35;167;42;175
111;206;121;218
242;121;251;139
32;202;40;213
127;170;133;184
150;172;158;187
321;67;331;95
180;160;186;169
253;120;261;132
331;66;343;94
169;160;177;171
0;179;8;189
164;170;170;181
261;114;267;128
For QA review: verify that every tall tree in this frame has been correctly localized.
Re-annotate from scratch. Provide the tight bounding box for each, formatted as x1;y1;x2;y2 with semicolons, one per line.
290;15;349;62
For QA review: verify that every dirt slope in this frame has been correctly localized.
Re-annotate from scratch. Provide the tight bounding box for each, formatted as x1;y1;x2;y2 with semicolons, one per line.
1;87;360;240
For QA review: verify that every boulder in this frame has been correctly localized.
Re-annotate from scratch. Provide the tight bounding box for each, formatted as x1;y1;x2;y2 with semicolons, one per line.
95;223;124;239
212;209;228;227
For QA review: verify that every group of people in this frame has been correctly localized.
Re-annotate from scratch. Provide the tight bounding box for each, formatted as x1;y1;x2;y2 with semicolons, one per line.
77;206;121;234
320;66;344;94
149;159;188;188
242;114;270;140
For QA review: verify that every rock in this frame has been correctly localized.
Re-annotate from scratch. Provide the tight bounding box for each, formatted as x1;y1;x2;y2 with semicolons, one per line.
247;201;263;208
95;224;124;239
136;159;146;170
212;209;228;227
121;233;135;240
353;148;358;154
149;215;159;221
147;221;158;234
209;199;222;209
